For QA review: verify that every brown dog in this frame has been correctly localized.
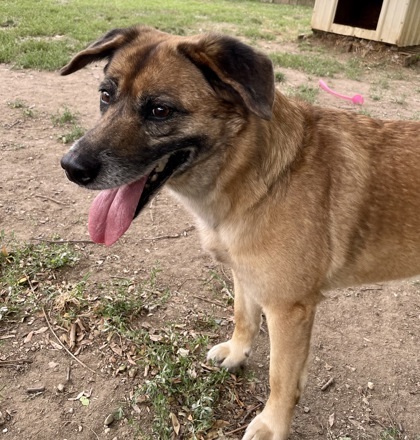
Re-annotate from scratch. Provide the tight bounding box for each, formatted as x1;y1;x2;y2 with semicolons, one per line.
60;25;420;439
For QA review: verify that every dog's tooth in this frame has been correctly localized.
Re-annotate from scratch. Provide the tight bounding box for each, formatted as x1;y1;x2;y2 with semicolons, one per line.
150;174;158;182
155;157;168;173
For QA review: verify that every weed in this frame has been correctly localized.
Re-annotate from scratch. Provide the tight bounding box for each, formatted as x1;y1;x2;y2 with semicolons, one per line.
7;99;36;117
52;107;79;126
59;124;85;144
392;94;407;107
138;327;231;439
294;84;319;104
7;99;26;109
95;267;169;334
358;108;373;118
275;71;286;83
380;427;403;440
207;270;233;305
0;234;79;320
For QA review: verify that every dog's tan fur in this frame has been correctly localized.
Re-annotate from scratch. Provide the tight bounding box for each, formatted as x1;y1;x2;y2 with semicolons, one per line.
60;26;420;439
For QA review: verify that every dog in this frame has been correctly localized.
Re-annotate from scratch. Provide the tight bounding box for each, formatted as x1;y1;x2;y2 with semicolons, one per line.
60;25;420;439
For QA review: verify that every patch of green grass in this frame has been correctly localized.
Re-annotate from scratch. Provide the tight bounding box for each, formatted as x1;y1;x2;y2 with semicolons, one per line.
7;98;36;117
294;84;319;104
52;107;79;126
380;427;403;440
59;124;85;144
275;71;286;83
52;108;85;143
137;327;232;439
7;99;26;109
0;233;80;319
96;268;169;334
0;0;311;71
270;52;342;77
392;94;407;107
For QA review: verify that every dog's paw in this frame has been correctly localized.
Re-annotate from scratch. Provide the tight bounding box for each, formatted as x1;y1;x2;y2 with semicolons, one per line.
242;411;287;440
207;340;250;371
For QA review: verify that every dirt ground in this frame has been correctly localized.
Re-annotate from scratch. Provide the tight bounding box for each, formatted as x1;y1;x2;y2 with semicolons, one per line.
0;37;419;440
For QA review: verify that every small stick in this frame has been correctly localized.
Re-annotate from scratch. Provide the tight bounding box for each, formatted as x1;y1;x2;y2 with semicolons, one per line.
0;359;32;366
34;194;69;206
27;386;45;394
31;238;93;245
321;377;335;391
42;307;96;375
225;424;248;436
240;403;262;424
191;294;226;308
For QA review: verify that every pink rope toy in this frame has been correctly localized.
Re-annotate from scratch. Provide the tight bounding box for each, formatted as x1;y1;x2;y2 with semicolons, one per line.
319;79;364;105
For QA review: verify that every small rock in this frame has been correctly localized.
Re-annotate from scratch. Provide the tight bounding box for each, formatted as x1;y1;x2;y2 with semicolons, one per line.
303;406;310;413
104;413;115;426
367;382;374;390
128;367;138;379
68;408;74;414
57;383;65;393
78;425;83;432
104;428;111;434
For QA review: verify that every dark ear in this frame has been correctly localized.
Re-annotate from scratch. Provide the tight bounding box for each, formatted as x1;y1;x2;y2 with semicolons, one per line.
60;27;141;75
178;35;275;120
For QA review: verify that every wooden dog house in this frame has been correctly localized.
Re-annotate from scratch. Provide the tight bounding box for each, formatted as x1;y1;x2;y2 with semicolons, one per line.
312;0;420;47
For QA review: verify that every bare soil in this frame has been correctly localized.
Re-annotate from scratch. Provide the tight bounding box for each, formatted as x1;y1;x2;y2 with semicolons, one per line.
0;40;419;440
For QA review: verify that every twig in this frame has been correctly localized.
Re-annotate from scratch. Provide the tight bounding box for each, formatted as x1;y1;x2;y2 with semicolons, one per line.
140;226;195;241
27;386;45;394
0;359;32;366
42;307;97;375
321;376;335;391
240;403;263;424
191;294;226;308
31;238;93;245
6;120;22;129
34;194;69;206
225;424;248;436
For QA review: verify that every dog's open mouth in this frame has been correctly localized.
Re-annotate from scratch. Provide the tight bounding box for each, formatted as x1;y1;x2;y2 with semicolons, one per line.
88;150;191;246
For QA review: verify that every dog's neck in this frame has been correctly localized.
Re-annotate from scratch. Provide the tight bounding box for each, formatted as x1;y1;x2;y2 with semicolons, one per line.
169;90;306;229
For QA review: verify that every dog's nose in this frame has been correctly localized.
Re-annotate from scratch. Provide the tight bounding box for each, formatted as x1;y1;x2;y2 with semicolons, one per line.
60;151;101;186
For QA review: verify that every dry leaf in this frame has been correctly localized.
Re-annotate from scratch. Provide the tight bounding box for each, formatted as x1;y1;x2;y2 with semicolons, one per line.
329;413;335;427
23;331;34;343
34;327;48;334
170;412;181;436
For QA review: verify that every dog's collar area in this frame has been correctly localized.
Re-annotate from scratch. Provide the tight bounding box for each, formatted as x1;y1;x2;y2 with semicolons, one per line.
134;149;192;219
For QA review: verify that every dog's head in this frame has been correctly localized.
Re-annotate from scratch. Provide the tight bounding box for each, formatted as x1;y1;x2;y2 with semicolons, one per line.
60;25;275;245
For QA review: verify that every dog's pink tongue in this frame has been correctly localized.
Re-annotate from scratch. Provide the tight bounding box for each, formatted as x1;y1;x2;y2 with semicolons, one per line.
88;178;147;246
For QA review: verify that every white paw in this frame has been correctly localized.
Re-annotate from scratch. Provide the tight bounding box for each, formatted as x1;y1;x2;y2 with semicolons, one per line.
242;411;288;440
207;340;250;371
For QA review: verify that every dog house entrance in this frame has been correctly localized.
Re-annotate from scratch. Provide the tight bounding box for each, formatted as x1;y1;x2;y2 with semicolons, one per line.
333;0;384;30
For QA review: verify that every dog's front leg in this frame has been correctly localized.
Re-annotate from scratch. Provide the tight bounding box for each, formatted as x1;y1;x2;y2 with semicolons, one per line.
207;271;262;370
243;299;317;440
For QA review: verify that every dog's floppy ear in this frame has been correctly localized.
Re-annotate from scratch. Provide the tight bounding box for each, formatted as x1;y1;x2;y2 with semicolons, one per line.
60;27;141;75
178;35;275;120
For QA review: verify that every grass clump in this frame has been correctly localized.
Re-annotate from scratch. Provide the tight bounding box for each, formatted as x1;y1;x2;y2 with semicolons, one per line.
52;107;85;144
0;233;79;319
137;327;231;439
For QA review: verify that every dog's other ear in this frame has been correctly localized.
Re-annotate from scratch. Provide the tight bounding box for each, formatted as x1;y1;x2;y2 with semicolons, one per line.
178;35;275;120
60;27;141;75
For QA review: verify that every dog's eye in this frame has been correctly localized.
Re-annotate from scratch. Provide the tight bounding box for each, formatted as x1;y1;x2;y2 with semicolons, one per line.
100;90;111;105
151;106;172;120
